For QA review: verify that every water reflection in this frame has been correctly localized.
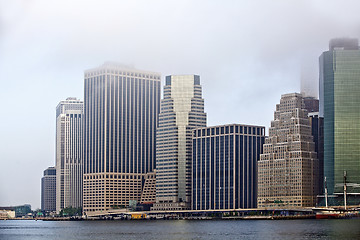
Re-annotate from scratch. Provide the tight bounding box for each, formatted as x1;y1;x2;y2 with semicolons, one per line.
0;219;359;240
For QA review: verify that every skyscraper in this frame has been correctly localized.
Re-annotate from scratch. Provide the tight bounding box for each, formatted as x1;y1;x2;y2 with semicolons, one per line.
41;167;56;212
320;38;360;196
308;112;324;196
153;75;206;211
83;62;161;213
192;124;265;210
56;97;83;213
303;97;324;195
258;93;319;207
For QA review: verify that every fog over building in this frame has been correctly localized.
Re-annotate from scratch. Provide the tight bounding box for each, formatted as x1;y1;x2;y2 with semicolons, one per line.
153;75;206;211
319;38;360;195
258;93;319;207
55;98;83;212
83;63;161;213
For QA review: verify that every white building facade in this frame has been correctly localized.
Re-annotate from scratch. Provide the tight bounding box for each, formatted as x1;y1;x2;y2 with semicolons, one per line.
56;97;83;212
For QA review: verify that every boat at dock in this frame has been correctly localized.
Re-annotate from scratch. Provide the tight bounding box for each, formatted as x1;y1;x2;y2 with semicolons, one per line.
314;173;360;219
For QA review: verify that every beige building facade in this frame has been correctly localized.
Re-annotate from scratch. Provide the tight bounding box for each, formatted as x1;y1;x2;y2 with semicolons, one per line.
258;93;319;207
153;75;206;211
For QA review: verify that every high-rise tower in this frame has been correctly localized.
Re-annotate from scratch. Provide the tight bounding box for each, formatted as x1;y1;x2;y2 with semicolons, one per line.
83;63;161;213
41;167;56;212
153;75;206;211
320;38;360;196
192;124;265;210
56;97;83;213
258;93;319;207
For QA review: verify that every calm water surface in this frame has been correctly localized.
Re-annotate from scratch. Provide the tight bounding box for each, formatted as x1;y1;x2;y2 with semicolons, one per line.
1;219;360;240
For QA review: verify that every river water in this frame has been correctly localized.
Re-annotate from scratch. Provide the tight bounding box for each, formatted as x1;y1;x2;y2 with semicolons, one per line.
1;219;359;240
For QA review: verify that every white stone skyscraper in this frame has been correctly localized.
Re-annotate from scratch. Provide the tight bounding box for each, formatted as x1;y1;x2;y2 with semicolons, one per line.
153;75;206;211
83;63;161;213
257;93;318;207
56;97;83;213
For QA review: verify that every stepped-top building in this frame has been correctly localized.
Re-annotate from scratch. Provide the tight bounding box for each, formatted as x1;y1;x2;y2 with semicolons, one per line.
153;75;206;211
258;93;319;207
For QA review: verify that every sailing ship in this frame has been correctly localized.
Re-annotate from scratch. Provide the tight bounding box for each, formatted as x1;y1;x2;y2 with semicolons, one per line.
313;172;359;219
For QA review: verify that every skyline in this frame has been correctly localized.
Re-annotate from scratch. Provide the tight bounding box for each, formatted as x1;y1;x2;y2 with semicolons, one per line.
1;0;360;209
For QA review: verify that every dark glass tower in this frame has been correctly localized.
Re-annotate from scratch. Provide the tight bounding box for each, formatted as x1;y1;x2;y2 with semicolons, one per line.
320;38;360;195
192;124;265;210
83;63;161;213
41;167;56;212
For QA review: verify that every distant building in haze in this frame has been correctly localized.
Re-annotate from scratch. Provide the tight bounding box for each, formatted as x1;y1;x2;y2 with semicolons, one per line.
258;93;319;207
83;63;161;213
153;75;207;211
56;97;83;213
41;167;56;212
308;111;324;196
303;97;319;113
192;124;265;210
303;97;324;195
320;38;360;196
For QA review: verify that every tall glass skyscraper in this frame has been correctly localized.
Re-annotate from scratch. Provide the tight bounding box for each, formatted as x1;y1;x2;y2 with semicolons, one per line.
320;38;360;195
56;97;83;213
153;75;206;211
83;63;161;213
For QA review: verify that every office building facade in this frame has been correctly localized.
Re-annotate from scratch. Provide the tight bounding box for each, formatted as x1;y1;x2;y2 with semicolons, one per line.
320;38;360;195
153;75;206;211
83;62;161;213
56;97;83;212
303;97;324;195
41;167;56;212
258;93;319;207
308;112;324;195
192;124;265;210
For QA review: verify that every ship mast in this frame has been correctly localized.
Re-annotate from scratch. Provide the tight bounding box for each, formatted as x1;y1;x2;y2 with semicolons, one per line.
324;177;328;208
344;171;347;210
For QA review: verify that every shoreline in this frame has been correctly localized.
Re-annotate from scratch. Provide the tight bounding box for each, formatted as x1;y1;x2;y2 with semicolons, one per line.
3;213;360;221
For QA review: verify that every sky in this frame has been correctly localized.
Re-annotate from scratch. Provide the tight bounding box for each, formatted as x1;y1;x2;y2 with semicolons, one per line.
1;0;360;210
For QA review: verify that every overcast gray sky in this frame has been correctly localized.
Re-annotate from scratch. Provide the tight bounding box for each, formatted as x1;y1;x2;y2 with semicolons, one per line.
1;0;360;209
